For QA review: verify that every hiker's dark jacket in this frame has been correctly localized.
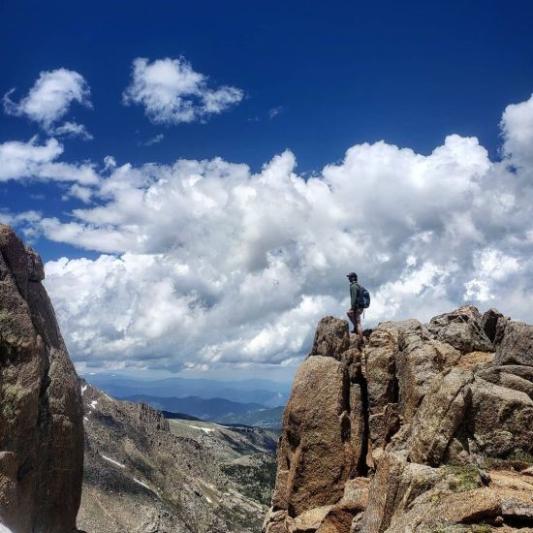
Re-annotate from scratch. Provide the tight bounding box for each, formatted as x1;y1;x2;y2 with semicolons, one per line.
350;281;360;310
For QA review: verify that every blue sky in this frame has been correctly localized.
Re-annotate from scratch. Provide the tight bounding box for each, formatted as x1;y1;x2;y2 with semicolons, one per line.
3;0;533;260
1;0;533;380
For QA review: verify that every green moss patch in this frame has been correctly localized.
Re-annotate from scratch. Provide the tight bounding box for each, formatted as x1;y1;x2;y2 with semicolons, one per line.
444;464;482;492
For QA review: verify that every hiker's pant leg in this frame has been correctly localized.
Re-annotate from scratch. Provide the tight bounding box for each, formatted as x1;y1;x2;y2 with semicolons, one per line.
355;309;363;338
347;309;356;328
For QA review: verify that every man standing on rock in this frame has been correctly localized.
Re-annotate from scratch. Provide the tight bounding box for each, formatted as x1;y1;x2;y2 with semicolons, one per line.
346;272;370;341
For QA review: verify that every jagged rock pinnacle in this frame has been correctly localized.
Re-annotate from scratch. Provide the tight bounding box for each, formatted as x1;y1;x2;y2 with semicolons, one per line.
264;306;533;532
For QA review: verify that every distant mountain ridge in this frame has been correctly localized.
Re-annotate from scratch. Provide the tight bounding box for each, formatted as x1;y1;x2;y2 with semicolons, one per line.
125;394;265;420
86;374;290;407
124;394;284;429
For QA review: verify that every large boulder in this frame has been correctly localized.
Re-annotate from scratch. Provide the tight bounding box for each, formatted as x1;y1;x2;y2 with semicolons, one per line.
271;355;357;517
268;316;368;532
395;320;459;422
467;377;533;458
0;225;84;533
382;468;533;532
361;452;440;533
309;316;351;360
283;478;368;533
427;305;493;353
408;368;474;466
364;320;461;451
364;323;399;410
477;364;533;399
494;319;533;366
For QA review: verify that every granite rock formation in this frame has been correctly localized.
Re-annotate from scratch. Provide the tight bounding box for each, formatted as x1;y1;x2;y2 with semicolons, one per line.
264;305;533;532
0;225;84;533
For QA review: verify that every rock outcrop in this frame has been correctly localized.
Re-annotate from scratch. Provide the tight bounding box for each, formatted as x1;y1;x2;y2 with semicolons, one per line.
264;305;533;532
0;225;84;532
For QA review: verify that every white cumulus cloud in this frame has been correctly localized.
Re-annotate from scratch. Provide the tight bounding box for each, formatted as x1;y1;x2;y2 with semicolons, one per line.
501;93;533;169
5;91;529;374
122;57;243;124
0;137;99;185
3;68;92;139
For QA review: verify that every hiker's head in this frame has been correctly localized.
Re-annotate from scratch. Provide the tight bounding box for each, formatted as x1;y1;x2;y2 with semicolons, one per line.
347;272;358;282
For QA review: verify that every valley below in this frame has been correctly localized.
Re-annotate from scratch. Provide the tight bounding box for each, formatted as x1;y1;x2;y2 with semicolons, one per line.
78;382;278;533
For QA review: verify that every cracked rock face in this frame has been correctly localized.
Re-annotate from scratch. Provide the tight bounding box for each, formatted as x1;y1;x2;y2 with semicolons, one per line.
267;317;369;531
0;225;84;533
271;354;355;516
264;306;533;533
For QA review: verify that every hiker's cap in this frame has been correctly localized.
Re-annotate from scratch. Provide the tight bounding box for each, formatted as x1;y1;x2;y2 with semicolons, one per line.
347;272;357;279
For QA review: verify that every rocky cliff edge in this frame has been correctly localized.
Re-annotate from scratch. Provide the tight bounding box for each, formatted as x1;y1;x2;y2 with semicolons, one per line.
0;225;84;533
264;306;533;532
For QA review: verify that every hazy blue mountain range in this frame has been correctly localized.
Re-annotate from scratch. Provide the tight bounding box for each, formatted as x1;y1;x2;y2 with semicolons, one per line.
85;374;290;407
121;394;283;429
124;394;264;420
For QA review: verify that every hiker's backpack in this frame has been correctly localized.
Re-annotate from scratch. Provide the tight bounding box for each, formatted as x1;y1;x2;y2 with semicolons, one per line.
357;285;371;309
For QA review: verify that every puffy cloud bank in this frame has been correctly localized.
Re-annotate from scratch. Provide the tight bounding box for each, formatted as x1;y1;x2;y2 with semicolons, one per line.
20;93;533;372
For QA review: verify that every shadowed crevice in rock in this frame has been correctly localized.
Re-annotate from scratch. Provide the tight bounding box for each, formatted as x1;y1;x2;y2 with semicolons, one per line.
481;308;504;343
502;514;533;528
389;371;399;405
356;374;370;477
340;366;351;443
